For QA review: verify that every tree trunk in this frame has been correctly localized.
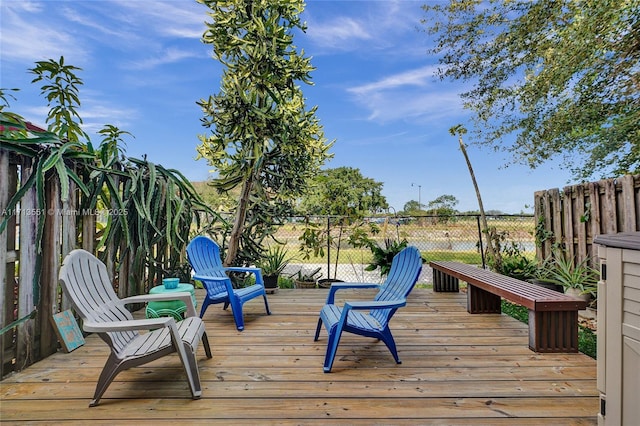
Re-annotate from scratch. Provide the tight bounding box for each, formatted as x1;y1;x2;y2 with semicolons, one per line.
457;135;499;267
224;173;254;267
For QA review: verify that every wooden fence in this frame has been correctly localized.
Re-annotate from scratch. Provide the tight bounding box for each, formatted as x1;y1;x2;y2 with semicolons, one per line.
534;174;640;266
0;149;168;378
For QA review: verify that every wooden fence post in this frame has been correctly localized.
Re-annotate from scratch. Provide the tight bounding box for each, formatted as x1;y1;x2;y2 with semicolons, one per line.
1;149;18;377
39;175;61;358
16;156;37;370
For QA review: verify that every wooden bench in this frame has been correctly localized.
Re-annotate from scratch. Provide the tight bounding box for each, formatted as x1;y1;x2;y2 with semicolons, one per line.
429;261;588;353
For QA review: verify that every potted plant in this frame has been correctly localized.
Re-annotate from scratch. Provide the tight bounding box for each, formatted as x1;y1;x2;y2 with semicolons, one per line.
534;251;598;301
256;245;293;292
364;238;409;277
292;266;322;289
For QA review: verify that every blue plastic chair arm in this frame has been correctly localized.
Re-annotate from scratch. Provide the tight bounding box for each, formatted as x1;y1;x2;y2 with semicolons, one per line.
327;282;381;304
343;299;407;311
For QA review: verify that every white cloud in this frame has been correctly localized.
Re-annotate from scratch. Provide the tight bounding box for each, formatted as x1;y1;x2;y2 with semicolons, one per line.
18;99;138;136
348;65;439;95
306;16;372;50
80;103;139;136
304;1;424;54
343;65;464;123
6;0;42;13
126;47;202;70
109;0;206;39
358;89;464;123
60;6;126;39
0;4;87;63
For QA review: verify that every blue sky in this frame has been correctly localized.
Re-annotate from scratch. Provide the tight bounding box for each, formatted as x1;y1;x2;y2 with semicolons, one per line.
1;0;575;213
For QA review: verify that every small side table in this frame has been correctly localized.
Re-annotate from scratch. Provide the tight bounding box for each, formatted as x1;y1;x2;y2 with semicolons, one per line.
146;283;197;321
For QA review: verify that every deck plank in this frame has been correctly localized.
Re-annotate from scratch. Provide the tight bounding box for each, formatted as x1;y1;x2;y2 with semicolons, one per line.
0;289;598;424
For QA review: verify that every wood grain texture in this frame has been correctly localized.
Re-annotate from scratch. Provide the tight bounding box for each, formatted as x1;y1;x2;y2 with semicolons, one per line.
1;288;598;424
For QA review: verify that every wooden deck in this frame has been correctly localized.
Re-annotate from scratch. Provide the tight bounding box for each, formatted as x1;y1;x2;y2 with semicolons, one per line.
1;288;598;424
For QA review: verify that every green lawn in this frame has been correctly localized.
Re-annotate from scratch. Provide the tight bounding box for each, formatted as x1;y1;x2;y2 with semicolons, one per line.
291;248;483;265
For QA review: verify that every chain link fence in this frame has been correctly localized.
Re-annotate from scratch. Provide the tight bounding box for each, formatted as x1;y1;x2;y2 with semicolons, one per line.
269;214;536;285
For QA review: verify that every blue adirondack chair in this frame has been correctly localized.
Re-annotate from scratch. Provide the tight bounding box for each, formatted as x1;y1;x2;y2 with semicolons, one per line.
314;246;423;372
186;236;271;331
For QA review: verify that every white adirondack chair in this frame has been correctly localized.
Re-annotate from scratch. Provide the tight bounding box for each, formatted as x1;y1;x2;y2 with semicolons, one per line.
58;249;212;407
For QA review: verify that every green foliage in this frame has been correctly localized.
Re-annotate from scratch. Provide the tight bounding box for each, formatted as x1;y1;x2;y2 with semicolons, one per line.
297;218;329;259
536;251;599;296
578;325;598;359
192;180;236;211
292;266;322;282
295;167;386;278
298;167;388;216
0;88;19;110
29;57;89;143
484;230;520;276
494;241;537;281
256;244;294;276
364;238;409;277
1;60;95;301
534;215;555;248
422;0;640;180
165;262;193;284
425;194;460;218
402;200;421;214
428;250;482;264
196;0;333;266
500;300;529;324
277;275;295;289
297;215;382;280
101;157;220;286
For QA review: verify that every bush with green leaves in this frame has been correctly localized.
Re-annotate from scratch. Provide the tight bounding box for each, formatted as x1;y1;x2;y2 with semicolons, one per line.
496;241;538;281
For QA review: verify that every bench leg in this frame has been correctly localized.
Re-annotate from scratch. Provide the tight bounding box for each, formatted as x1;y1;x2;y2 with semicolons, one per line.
467;284;501;314
432;269;459;292
529;310;579;353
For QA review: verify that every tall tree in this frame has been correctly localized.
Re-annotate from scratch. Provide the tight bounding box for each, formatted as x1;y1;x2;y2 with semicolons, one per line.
426;194;459;216
298;167;388;216
450;124;499;268
422;0;639;180
402;200;421;214
197;0;333;266
297;167;387;277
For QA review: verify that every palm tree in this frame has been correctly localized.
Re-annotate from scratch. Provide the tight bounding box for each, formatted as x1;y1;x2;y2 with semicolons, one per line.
449;124;499;269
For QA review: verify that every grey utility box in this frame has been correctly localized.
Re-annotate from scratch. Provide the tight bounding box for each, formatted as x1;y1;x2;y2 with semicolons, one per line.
594;232;640;426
